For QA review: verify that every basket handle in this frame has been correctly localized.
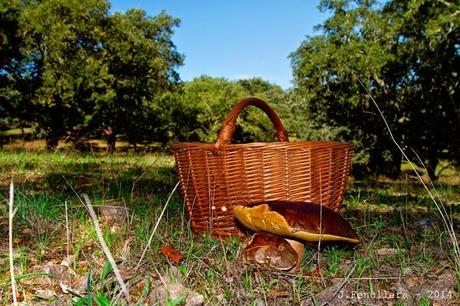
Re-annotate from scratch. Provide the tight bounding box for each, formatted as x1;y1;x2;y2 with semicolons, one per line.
215;97;289;149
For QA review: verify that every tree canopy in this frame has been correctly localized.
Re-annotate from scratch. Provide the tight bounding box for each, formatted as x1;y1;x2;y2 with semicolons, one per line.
177;76;292;144
291;0;459;179
1;0;183;150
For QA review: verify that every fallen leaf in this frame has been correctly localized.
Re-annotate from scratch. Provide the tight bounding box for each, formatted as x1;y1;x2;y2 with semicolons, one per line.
160;244;184;265
269;288;290;298
22;227;33;235
20;274;51;286
304;266;323;277
44;264;68;281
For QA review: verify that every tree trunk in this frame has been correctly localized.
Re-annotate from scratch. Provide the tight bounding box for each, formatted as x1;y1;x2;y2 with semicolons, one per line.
132;141;139;152
45;124;60;151
387;148;402;180
425;157;438;182
20;124;25;139
369;144;385;177
368;138;402;180
45;104;65;151
107;135;116;154
45;132;59;150
104;125;116;154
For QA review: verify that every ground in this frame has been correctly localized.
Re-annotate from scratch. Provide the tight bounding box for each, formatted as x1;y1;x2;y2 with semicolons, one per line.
0;148;459;305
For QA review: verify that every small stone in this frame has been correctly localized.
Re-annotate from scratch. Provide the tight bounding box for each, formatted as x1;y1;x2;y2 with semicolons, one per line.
402;266;412;275
413;218;432;228
150;281;204;306
377;248;405;256
60;255;75;268
98;205;128;223
44;264;67;281
34;289;56;300
22;227;33;235
186;291;204;306
59;282;73;294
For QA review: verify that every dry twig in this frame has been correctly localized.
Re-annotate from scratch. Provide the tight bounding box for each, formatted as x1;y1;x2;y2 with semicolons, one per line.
81;193;130;303
8;179;18;306
135;181;180;270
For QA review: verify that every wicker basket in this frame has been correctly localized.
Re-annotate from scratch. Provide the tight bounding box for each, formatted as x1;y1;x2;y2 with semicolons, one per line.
173;97;353;237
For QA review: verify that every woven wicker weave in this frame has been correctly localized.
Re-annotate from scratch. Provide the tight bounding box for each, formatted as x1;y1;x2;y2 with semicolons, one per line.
173;97;353;237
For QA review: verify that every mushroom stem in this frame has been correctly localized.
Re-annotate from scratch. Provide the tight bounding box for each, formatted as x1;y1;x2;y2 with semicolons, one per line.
285;239;305;271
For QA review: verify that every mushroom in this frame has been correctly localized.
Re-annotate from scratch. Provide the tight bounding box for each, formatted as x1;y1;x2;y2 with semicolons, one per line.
234;201;359;270
242;233;299;271
233;201;359;244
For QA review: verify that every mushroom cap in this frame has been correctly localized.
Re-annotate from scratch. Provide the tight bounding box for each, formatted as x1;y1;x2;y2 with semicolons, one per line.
242;233;298;271
233;201;359;244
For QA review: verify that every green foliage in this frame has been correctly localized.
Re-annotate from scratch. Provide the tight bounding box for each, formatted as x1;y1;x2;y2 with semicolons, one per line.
0;0;33;137
291;0;460;179
177;76;292;144
1;0;183;150
18;0;111;148
178;76;247;142
87;9;183;151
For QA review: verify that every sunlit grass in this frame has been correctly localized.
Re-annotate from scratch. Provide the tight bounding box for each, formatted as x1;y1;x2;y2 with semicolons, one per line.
0;150;459;304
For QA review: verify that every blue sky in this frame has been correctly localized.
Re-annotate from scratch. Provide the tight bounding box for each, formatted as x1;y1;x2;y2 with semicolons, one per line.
110;1;327;89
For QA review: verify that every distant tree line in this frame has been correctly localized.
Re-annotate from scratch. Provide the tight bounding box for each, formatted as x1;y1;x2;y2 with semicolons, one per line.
1;0;458;181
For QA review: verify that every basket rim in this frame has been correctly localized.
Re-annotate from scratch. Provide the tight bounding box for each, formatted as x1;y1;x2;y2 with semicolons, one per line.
172;140;353;150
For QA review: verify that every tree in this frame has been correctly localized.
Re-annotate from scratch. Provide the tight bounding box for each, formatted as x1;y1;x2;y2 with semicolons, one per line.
19;0;110;149
291;0;459;180
178;76;247;143
234;78;294;142
87;9;184;153
177;76;291;144
0;0;33;141
1;1;183;152
389;0;460;179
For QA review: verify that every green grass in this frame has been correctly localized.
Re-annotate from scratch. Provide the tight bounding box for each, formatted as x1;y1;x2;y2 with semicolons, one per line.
0;128;33;137
0;150;459;304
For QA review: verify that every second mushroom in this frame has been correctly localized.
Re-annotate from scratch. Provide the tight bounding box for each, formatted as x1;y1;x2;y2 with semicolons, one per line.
233;201;359;271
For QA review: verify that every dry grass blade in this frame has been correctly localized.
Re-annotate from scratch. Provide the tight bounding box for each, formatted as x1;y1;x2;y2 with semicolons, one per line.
356;77;460;266
65;200;70;261
8;179;18;306
410;148;459;255
135;181;180;270
354;78;460;304
80;193;130;303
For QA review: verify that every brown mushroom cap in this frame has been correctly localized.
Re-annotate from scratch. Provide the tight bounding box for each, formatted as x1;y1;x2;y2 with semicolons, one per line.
233;201;359;244
243;233;298;271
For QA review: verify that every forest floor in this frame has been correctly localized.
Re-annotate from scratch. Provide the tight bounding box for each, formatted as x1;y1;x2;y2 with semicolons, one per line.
0;147;459;305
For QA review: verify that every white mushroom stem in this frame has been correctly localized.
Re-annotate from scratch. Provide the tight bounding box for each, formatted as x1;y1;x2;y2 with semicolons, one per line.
285;238;305;271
